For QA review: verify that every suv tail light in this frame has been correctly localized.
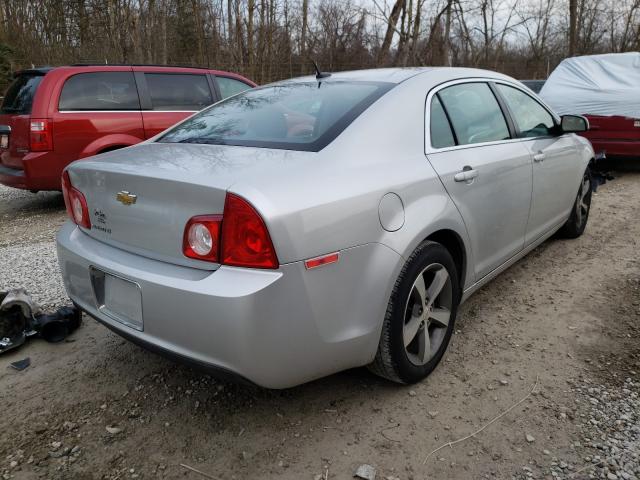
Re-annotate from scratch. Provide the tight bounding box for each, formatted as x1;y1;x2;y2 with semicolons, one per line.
30;118;53;152
182;193;279;269
61;171;91;229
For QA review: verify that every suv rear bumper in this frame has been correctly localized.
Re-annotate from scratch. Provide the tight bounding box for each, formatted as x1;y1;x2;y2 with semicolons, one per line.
0;151;63;190
0;163;26;188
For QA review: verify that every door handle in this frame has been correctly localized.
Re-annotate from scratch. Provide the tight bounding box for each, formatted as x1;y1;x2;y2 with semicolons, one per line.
454;167;479;182
533;152;546;162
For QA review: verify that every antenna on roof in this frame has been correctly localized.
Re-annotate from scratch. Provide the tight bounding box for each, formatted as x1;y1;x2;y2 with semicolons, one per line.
312;60;331;80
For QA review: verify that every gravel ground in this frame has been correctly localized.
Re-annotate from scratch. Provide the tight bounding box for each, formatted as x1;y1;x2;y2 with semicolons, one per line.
0;174;639;480
0;242;68;309
0;185;67;309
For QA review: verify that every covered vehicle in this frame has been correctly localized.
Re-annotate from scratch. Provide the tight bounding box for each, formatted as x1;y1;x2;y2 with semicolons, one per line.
540;52;640;159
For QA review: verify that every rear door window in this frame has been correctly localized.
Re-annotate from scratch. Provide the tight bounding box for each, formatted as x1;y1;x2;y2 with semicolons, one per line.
59;72;140;111
430;95;456;148
145;73;213;111
496;84;555;138
1;74;44;114
438;82;510;146
216;77;252;99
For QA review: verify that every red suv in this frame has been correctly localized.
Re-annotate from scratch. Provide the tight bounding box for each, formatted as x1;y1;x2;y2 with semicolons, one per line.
0;65;256;191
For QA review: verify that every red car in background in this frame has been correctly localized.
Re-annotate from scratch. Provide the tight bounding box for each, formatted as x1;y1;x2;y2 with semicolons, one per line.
540;53;640;161
579;115;640;159
0;65;256;191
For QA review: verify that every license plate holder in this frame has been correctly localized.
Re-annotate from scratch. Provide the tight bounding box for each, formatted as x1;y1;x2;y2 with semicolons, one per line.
90;268;143;331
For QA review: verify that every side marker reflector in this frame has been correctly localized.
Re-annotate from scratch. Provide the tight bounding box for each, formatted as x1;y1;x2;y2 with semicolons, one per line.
304;252;340;270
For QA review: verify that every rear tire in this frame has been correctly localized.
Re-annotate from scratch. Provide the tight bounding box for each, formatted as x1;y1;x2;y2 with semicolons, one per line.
369;241;460;384
558;168;592;239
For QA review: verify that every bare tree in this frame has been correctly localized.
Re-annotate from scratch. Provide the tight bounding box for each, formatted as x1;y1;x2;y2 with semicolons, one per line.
0;0;638;92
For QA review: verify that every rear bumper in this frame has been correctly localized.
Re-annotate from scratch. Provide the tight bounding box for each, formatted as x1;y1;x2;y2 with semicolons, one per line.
83;308;256;385
0;151;63;190
0;163;26;188
56;222;401;388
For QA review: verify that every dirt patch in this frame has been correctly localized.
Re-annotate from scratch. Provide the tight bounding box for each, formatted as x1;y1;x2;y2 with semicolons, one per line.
0;173;639;480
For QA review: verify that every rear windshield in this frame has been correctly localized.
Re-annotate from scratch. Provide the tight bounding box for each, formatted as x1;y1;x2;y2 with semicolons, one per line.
158;81;393;151
1;74;43;114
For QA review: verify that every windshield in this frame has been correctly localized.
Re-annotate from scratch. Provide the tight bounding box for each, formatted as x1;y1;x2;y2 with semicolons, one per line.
1;74;44;114
158;81;393;151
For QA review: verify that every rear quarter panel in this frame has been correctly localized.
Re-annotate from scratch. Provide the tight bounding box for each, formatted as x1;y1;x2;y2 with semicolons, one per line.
229;70;476;289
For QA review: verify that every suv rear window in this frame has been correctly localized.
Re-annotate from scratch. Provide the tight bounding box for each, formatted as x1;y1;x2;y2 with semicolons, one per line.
158;81;393;152
1;74;43;114
58;72;140;111
145;73;212;111
217;76;252;99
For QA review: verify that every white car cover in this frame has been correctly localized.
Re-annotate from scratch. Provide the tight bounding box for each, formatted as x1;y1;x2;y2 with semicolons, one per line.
539;52;640;118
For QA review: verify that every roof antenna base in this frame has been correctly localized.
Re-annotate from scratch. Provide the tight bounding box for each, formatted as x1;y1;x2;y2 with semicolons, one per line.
312;60;331;80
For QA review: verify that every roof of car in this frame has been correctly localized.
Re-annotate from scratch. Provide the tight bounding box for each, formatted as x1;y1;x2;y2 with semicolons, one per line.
276;66;514;85
278;67;434;84
16;67;54;76
17;64;253;79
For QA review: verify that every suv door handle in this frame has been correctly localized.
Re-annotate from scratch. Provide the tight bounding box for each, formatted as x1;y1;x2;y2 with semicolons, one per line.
454;167;479;182
533;152;546;162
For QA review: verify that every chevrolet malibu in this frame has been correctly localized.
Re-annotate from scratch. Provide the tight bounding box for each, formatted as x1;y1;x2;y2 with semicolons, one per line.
57;68;594;388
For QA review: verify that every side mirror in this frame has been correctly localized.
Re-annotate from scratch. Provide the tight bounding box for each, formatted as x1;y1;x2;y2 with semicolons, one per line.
561;115;589;133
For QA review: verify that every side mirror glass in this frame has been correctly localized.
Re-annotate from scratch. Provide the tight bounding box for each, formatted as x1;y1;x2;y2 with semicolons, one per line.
561;115;589;133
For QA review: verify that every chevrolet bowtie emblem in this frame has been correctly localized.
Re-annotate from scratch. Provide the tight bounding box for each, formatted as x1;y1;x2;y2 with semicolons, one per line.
116;191;137;205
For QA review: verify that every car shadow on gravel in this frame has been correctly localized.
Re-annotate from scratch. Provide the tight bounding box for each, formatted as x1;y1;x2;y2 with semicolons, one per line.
61;325;408;437
1;191;65;216
0;184;65;220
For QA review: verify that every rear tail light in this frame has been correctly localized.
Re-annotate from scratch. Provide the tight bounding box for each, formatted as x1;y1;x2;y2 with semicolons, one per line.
221;193;279;269
30;118;53;152
61;171;91;229
183;215;222;262
182;193;279;269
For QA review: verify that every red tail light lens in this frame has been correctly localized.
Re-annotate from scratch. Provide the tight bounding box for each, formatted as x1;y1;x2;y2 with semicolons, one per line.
183;215;222;262
61;171;72;218
30;118;53;152
182;193;278;269
61;171;91;229
221;193;279;269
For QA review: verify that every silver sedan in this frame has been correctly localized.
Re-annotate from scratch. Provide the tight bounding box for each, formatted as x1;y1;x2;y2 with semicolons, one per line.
56;68;594;388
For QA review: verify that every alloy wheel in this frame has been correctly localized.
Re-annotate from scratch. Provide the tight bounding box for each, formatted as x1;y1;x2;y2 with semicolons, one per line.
576;172;591;227
403;263;453;366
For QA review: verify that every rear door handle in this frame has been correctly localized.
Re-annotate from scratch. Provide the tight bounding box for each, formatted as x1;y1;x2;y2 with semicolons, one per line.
454;167;479;182
533;152;546;162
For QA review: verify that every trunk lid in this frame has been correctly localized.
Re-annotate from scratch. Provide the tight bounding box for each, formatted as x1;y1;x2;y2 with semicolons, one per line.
0;72;46;169
68;142;314;269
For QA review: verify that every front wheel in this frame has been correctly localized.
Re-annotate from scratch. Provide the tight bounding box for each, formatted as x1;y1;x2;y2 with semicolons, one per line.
558;168;592;239
369;241;460;384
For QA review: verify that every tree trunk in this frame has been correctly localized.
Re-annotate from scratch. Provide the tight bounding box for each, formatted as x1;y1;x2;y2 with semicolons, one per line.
378;0;405;66
569;0;577;55
301;0;308;59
